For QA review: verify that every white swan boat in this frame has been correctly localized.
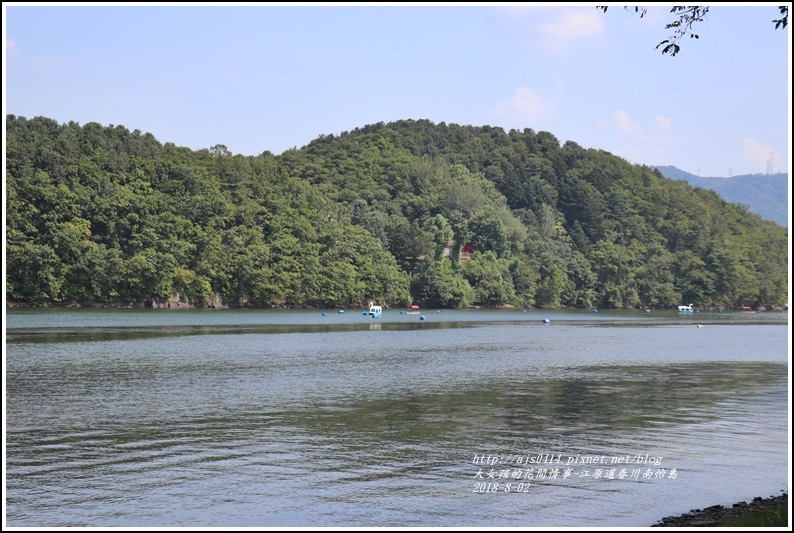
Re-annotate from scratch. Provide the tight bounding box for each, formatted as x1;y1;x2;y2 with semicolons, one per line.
363;302;382;318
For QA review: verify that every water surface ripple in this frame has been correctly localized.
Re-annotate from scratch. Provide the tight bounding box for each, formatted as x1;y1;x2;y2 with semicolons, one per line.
5;308;789;527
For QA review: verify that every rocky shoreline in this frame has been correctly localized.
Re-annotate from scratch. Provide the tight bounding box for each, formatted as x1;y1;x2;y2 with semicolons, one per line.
652;492;788;527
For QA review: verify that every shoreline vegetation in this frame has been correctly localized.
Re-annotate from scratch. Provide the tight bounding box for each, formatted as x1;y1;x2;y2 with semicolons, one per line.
5;298;789;313
652;492;788;527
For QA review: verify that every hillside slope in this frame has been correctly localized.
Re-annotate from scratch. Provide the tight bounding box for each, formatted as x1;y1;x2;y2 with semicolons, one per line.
6;115;789;310
653;166;788;227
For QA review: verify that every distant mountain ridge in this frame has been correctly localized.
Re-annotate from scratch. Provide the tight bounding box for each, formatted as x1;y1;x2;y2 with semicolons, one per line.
652;166;789;227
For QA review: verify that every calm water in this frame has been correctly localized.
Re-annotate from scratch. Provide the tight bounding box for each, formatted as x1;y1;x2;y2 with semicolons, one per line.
4;308;790;527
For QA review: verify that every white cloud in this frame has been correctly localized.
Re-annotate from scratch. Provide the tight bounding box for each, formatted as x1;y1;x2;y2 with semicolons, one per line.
617;145;670;167
602;112;676;140
654;115;672;133
492;6;605;53
555;76;566;96
640;5;677;27
738;137;778;173
538;8;605;48
595;112;709;171
489;87;555;128
6;37;17;59
492;5;537;21
612;110;638;134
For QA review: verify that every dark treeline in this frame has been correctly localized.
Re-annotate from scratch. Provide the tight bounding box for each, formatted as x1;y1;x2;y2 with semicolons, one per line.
5;115;788;309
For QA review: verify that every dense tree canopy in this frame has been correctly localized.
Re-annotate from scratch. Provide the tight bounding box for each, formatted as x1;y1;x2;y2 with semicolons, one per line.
5;115;788;310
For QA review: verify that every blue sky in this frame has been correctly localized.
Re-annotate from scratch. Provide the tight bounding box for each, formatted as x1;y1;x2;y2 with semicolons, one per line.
4;3;791;178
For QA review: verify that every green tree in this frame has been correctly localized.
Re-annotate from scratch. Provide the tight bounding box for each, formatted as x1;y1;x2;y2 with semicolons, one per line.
411;260;474;309
7;242;65;303
460;251;516;307
429;214;454;261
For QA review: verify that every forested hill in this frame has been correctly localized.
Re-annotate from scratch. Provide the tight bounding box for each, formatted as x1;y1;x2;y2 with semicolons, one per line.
5;115;789;310
653;165;789;227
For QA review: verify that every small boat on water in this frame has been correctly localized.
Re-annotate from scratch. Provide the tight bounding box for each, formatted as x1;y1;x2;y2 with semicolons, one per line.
363;302;382;318
406;304;420;315
678;304;694;312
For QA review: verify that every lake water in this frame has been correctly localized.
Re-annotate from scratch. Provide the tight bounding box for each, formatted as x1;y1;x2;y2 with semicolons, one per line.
4;307;790;527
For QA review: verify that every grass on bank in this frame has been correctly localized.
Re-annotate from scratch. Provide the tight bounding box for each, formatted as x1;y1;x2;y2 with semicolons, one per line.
717;499;788;527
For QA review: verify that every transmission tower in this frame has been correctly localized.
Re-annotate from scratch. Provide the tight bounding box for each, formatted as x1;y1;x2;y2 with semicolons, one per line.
766;152;774;175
